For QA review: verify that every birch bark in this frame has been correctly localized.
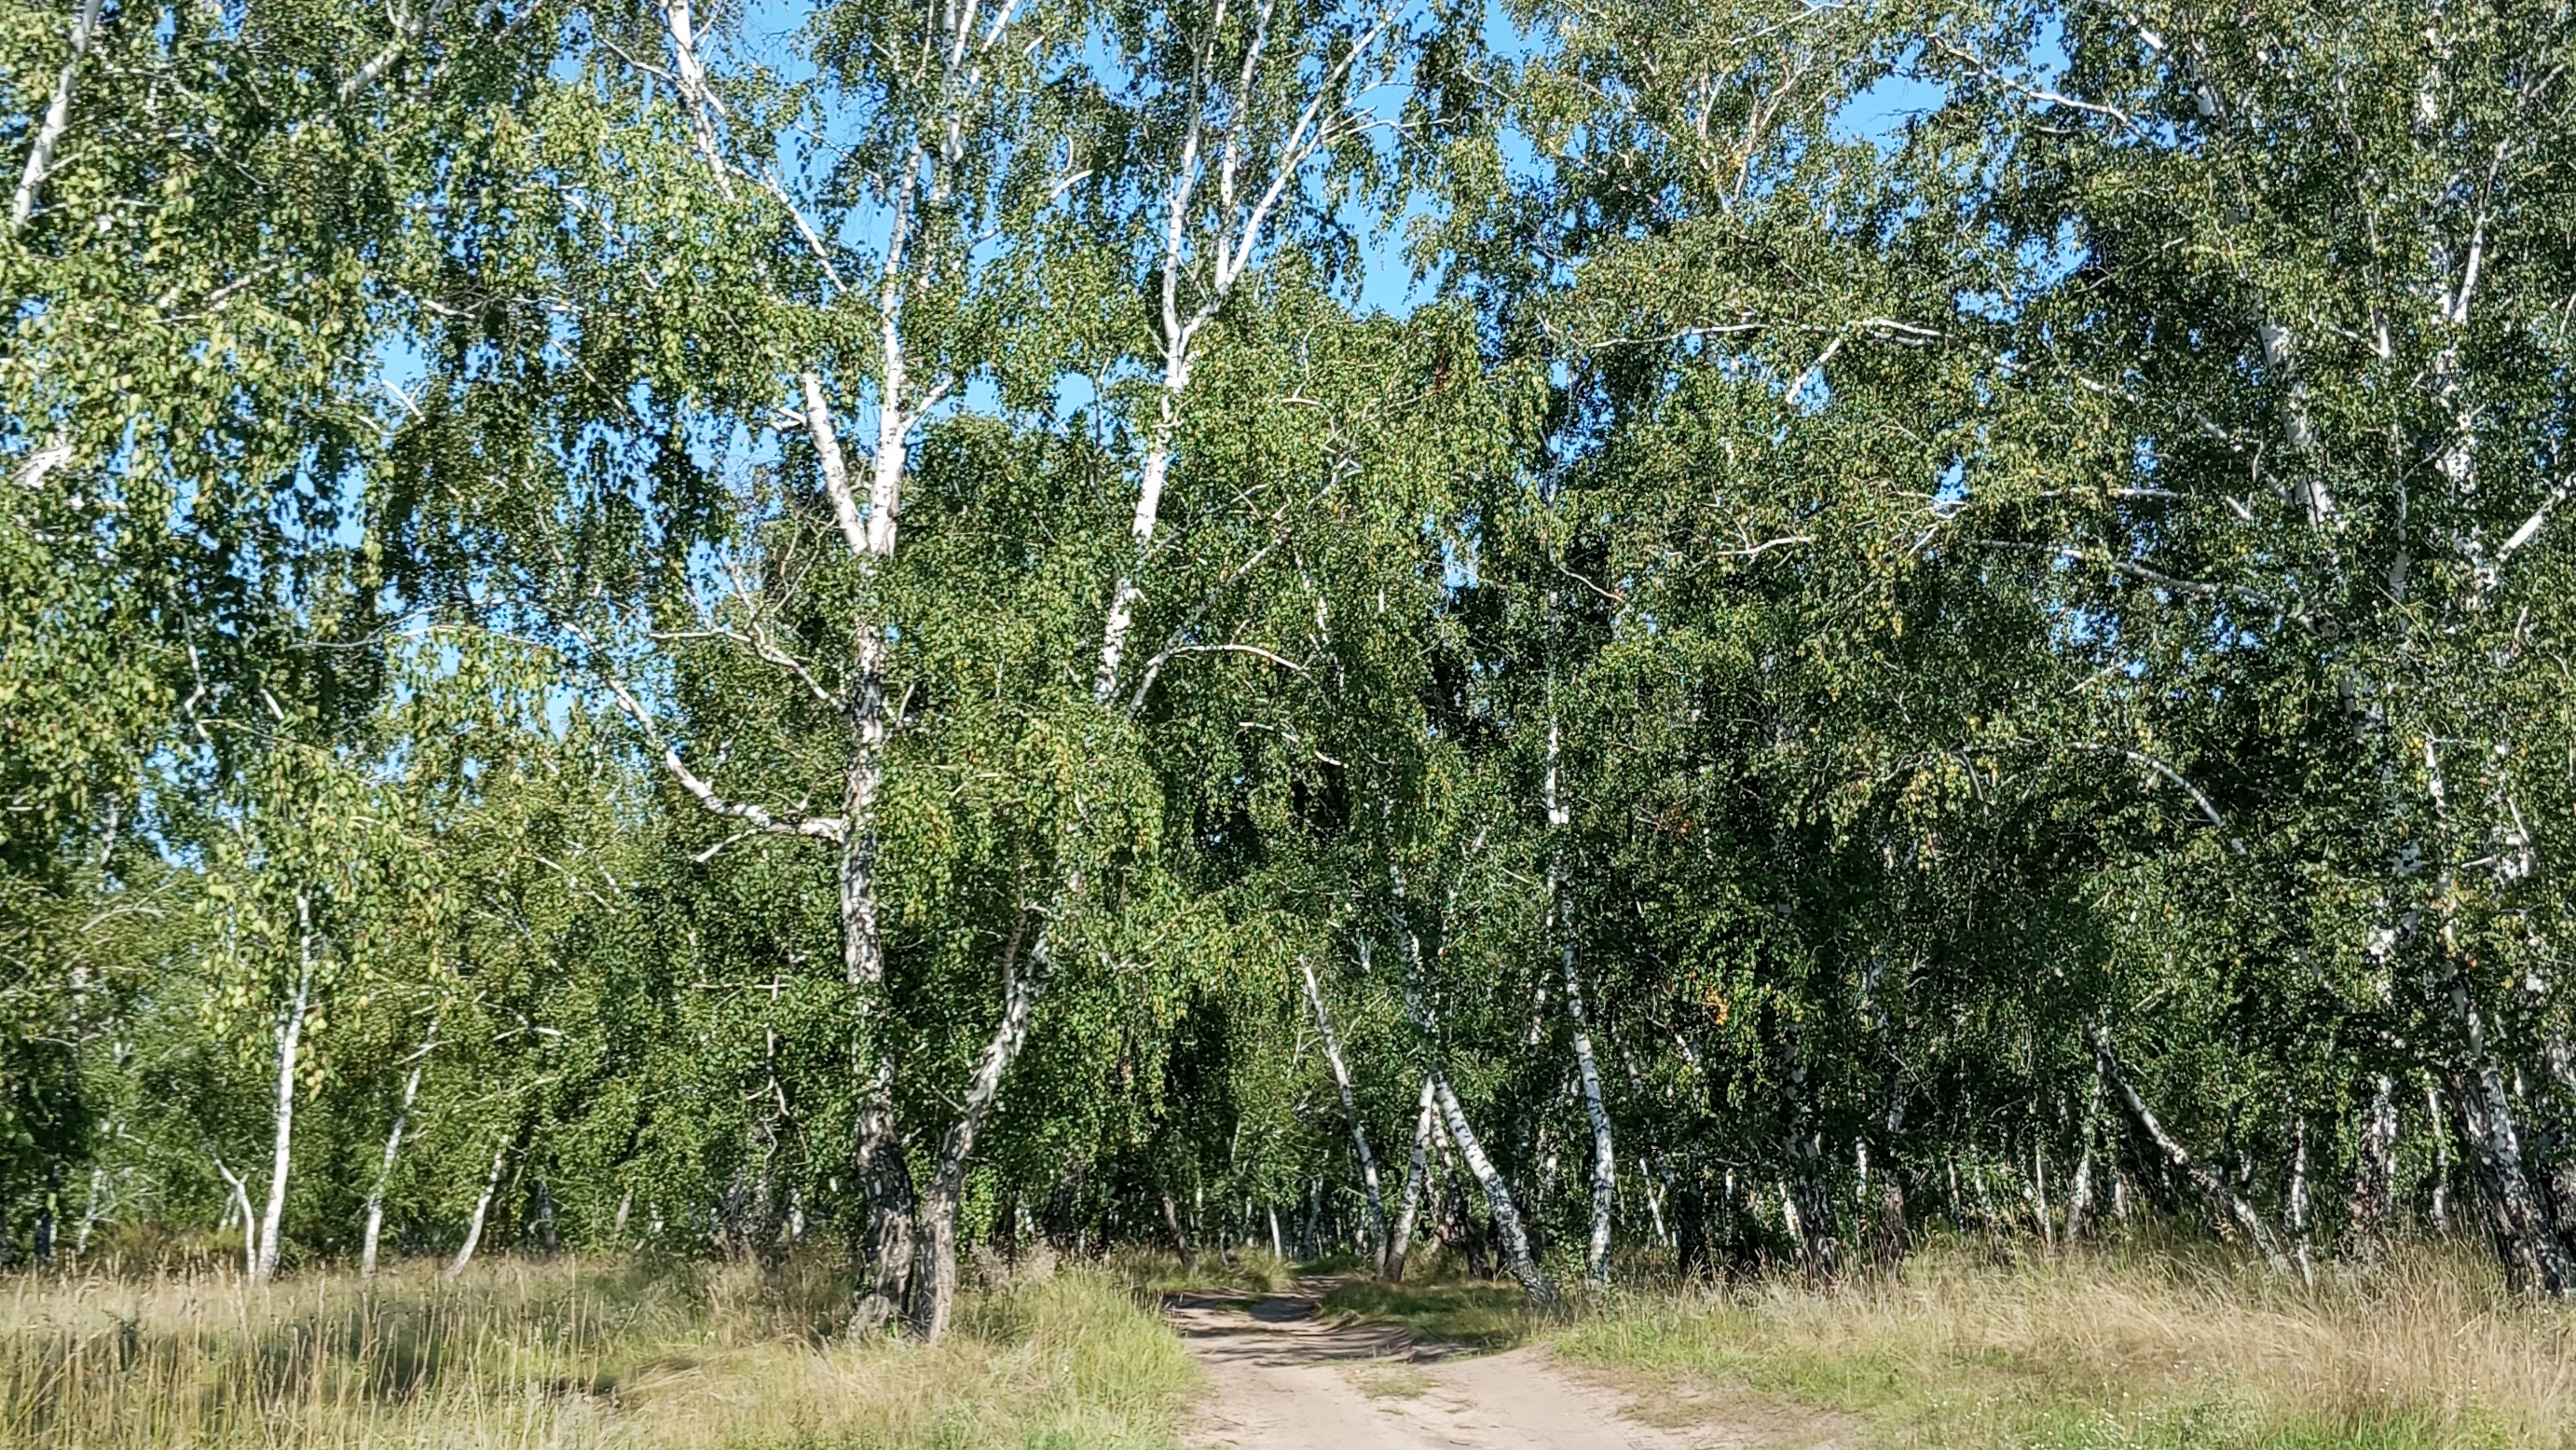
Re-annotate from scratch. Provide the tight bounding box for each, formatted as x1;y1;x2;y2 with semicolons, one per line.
909;892;1062;1342
253;903;315;1287
1382;1074;1434;1281
362;1040;432;1279
1301;955;1387;1257
8;0;103;231
445;1135;511;1279
1431;1074;1559;1306
2090;1025;2289;1273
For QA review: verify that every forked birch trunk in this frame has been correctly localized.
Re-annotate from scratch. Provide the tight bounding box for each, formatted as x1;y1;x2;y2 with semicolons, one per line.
1431;1074;1558;1306
1383;1074;1435;1282
1301;955;1386;1258
362;1041;432;1279
910;911;1056;1343
212;1155;254;1279
446;1134;511;1279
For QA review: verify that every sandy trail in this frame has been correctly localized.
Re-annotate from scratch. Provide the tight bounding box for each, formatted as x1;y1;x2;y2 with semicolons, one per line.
1164;1279;1806;1450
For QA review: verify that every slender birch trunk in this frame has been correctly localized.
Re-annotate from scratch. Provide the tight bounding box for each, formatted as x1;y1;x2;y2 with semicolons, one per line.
1560;909;1614;1286
362;1042;432;1279
910;907;1057;1343
253;909;315;1288
9;0;103;231
1383;1074;1435;1282
446;1135;511;1279
212;1155;255;1279
1431;1074;1558;1306
1544;702;1617;1287
2063;1060;2104;1242
1301;956;1386;1258
2350;1074;2397;1259
2288;1117;2313;1285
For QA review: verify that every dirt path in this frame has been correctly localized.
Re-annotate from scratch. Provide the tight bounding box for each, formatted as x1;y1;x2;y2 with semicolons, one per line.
1163;1279;1831;1450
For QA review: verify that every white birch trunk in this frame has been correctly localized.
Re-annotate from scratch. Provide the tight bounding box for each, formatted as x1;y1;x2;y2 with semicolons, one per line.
9;0;103;231
2289;1117;2313;1285
2090;1025;2288;1273
445;1135;511;1279
212;1155;255;1279
1300;956;1386;1257
362;1044;432;1279
1093;380;1181;704
1431;1074;1559;1305
253;917;314;1287
911;904;1060;1343
2063;1060;2104;1241
1544;708;1617;1286
1383;1074;1435;1282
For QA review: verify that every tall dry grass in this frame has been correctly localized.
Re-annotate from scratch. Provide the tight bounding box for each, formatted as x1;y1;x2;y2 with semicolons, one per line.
0;1252;1199;1449
1558;1237;2576;1448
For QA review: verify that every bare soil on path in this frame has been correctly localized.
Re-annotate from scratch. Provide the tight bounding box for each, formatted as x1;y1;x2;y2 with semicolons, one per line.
1162;1279;1845;1450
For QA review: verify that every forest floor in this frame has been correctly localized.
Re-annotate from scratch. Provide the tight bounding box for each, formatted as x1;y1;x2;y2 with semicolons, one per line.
1162;1275;1849;1450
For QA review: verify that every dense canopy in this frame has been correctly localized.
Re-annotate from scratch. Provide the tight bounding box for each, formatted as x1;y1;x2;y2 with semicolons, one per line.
8;0;2576;1326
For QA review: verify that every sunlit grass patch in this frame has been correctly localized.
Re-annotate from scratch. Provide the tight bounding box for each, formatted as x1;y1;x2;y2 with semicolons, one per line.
1318;1279;1539;1351
1348;1361;1434;1399
1555;1238;2565;1449
0;1252;1202;1450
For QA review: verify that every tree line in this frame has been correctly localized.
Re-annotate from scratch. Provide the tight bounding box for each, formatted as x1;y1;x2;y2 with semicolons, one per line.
7;0;2576;1334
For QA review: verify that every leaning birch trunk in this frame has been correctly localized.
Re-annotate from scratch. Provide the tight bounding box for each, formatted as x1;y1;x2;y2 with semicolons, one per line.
446;1135;512;1279
1301;955;1386;1258
910;905;1061;1344
2443;986;2574;1294
2090;1025;2289;1273
362;1043;432;1279
1431;1074;1559;1306
1383;1074;1435;1282
253;916;315;1287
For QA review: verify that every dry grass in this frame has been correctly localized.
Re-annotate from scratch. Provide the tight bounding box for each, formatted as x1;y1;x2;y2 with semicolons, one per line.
0;1251;1201;1449
1558;1237;2576;1448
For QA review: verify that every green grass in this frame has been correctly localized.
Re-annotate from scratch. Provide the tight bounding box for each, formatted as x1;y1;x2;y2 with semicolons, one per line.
1315;1278;1541;1351
1116;1248;1299;1297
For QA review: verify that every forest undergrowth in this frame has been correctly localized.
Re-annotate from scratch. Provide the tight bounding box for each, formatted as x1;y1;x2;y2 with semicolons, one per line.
0;1252;1200;1450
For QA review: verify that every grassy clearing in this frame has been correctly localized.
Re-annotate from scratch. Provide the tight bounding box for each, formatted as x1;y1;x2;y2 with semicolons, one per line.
1557;1238;2573;1450
1316;1277;1535;1351
1115;1248;1302;1297
0;1252;1201;1450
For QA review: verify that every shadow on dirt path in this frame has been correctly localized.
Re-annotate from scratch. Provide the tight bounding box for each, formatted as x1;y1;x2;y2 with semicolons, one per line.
1161;1277;1847;1450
